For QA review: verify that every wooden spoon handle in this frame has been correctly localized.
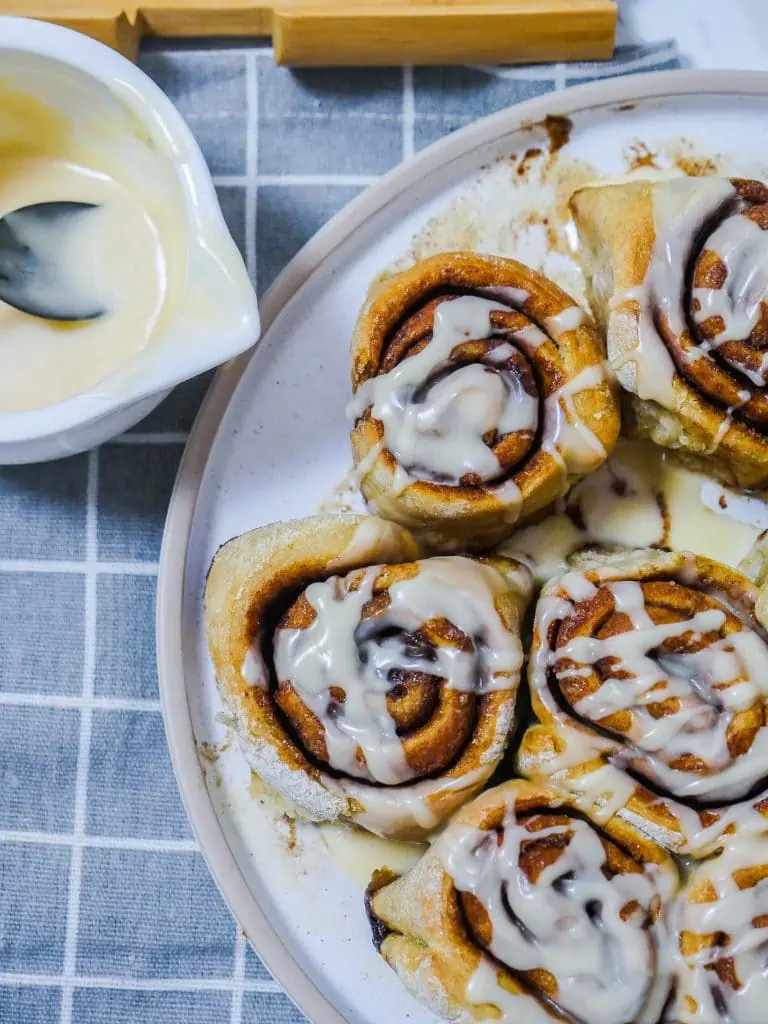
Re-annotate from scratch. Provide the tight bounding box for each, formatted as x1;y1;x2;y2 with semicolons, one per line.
18;0;616;65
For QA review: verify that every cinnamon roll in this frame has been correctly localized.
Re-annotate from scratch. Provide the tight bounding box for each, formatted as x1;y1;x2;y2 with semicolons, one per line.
366;778;678;1023
671;835;768;1023
518;549;768;856
348;251;620;551
572;177;768;488
205;515;532;839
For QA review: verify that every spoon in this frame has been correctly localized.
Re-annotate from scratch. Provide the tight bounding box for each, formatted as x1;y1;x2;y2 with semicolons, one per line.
0;201;106;322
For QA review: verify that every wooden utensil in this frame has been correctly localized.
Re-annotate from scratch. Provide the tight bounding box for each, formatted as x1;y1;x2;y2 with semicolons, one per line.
3;1;617;65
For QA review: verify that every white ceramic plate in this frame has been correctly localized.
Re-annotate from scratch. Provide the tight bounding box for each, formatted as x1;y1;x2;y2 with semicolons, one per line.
157;70;768;1024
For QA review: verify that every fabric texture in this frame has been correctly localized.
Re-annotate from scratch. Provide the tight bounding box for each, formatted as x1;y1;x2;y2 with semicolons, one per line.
0;36;680;1024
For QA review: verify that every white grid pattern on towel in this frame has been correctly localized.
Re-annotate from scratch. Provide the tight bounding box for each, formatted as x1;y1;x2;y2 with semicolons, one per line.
59;450;99;1024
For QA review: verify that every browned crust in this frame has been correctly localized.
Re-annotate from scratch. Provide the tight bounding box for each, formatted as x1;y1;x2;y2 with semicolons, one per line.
205;516;420;783
572;179;768;488
204;515;532;837
518;548;768;853
349;251;620;551
368;778;676;1022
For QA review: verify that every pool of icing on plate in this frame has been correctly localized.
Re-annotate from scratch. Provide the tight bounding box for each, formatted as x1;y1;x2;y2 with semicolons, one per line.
504;438;767;583
318;823;426;888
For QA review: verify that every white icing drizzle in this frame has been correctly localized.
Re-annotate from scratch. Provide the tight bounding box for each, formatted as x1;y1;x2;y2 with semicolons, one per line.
542;363;608;474
606;177;768;423
349;293;606;496
441;798;670;1024
465;957;552;1024
341;763;491;837
351;437;385;488
477;285;530;306
560;570;598;602
273;556;522;785
708;409;734;452
349;295;535;486
651;178;736;341
534;574;768;803
546;304;585;339
485;342;516;365
609;178;736;407
486;473;523;512
566;760;640;825
513;323;550;349
520;721;768;857
673;836;768;1023
241;645;265;687
325;518;406;572
691;213;768;351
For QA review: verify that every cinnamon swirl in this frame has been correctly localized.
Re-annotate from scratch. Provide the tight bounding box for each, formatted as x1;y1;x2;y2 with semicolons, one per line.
572;177;768;488
348;251;620;551
366;778;678;1023
205;515;532;839
518;549;768;856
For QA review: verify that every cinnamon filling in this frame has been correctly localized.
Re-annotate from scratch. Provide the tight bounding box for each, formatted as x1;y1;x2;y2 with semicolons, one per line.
546;577;768;802
676;839;768;1022
667;179;768;428
443;798;663;1024
349;287;606;493
271;555;523;785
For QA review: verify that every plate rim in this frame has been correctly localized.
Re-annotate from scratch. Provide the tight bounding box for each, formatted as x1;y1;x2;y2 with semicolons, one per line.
156;67;768;1024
